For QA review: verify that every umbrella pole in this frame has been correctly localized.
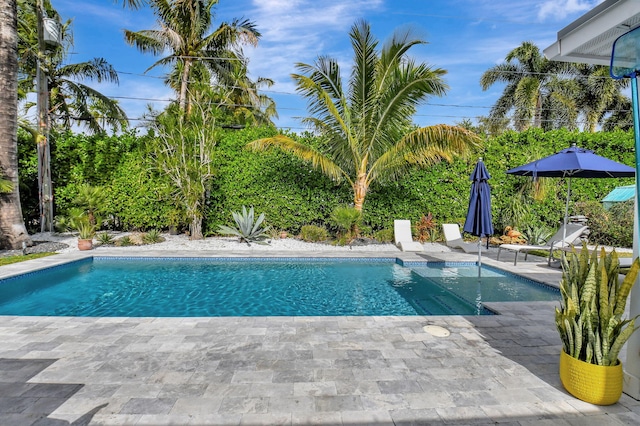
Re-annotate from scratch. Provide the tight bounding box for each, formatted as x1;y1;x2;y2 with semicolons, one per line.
563;177;572;244
477;239;482;277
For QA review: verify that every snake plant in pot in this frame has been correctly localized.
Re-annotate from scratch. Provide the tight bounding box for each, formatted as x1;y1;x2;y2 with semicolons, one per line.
555;244;640;405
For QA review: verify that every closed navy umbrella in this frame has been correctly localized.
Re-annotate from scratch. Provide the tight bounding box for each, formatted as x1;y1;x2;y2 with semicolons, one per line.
464;159;494;275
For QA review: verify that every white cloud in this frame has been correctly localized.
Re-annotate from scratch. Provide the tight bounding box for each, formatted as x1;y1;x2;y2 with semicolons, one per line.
537;0;604;22
245;0;384;80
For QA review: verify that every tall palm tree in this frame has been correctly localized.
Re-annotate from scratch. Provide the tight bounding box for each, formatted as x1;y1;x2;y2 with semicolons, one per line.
124;0;260;114
218;64;277;126
570;64;630;132
481;41;570;131
0;0;142;247
0;0;32;248
248;20;480;212
18;1;128;133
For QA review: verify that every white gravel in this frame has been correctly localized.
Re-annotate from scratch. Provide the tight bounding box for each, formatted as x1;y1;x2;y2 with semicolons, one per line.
31;232;453;254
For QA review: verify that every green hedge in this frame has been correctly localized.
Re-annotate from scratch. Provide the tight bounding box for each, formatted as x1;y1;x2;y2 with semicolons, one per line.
206;126;351;234
18;126;636;244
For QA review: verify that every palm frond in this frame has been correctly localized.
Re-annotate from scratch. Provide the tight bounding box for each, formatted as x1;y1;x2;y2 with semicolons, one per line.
369;124;480;182
248;135;347;183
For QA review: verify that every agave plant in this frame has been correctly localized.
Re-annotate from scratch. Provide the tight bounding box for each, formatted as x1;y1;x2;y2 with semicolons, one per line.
521;224;552;245
142;229;163;244
555;243;640;366
217;206;270;246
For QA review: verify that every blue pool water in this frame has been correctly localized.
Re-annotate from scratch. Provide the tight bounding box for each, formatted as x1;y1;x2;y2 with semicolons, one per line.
0;258;559;317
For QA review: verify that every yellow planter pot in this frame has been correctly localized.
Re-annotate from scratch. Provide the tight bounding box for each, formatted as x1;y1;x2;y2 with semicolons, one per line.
559;349;623;405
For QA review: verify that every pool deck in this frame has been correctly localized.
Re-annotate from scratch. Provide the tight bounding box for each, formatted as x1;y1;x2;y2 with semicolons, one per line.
1;247;639;425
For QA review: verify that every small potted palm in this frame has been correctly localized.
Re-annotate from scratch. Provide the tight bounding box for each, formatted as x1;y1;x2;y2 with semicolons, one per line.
555;244;640;405
76;220;96;250
69;184;105;250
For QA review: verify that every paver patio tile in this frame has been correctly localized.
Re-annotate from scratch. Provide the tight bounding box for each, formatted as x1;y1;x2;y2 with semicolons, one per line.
389;408;442;425
112;384;163;398
246;383;294;398
240;412;292;425
291;412;342;425
219;396;269;414
169;397;222;415
157;383;208;398
376;379;422;394
450;390;500;407
404;391;455;409
314;395;363;412
119;397;176;415
89;413;142;425
293;382;337;397
231;370;273;384
340;409;394;425
272;370;314;383
360;393;408;411
435;405;493;424
268;395;315;413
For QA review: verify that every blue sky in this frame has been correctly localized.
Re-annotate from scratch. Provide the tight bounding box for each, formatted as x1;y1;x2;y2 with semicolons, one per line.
50;0;605;132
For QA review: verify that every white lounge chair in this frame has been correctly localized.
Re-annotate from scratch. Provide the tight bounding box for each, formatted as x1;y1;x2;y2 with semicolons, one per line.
393;220;424;252
442;224;479;253
497;223;588;266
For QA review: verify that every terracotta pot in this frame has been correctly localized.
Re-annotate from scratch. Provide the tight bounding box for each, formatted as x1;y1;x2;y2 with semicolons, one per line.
77;239;93;251
559;349;623;405
280;231;288;239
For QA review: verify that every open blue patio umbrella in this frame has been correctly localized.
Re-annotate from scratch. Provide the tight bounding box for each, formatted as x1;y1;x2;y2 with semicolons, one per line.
463;158;494;275
507;143;635;243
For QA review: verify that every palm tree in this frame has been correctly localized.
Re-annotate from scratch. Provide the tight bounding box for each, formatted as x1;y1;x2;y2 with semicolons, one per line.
248;20;480;212
481;41;570;131
18;1;128;133
124;0;260;114
0;0;32;248
217;65;277;126
569;64;630;132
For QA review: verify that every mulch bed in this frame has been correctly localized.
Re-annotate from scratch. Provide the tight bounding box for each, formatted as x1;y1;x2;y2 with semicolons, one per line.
0;241;69;258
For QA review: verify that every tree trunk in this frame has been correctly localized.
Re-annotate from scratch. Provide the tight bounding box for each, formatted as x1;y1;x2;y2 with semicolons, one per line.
190;216;203;240
179;59;192;113
533;92;543;129
353;173;368;212
36;0;53;232
0;1;32;249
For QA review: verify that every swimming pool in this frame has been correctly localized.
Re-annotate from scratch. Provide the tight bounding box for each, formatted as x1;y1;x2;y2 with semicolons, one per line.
0;257;559;317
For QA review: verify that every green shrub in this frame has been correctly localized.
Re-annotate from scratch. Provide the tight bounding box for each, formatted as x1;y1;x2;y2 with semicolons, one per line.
116;236;133;247
96;232;114;245
105;153;173;230
299;225;329;242
330;206;362;239
609;200;634;248
142;229;163;244
373;228;394;243
205;127;350;234
521;224;553;245
573;200;633;248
